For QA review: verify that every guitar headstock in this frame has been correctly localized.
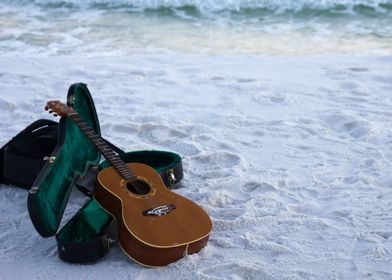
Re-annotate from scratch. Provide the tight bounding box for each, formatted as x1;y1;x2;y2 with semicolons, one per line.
45;100;75;117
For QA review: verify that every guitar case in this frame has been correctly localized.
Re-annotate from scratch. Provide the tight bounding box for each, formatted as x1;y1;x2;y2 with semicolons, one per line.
2;83;183;263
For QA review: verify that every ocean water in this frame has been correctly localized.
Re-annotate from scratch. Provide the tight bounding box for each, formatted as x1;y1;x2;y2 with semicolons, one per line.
1;0;392;56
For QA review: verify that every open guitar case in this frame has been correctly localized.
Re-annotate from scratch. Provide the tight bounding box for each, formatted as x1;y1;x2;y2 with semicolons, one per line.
1;83;183;263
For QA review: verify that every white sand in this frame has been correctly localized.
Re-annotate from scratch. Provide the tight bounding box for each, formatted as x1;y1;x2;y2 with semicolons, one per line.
1;54;392;279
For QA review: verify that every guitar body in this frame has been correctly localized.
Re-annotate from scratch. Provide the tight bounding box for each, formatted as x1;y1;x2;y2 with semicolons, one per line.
44;100;212;266
95;163;212;267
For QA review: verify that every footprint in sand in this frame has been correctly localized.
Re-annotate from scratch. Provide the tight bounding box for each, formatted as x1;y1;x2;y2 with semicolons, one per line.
111;124;138;135
269;94;286;103
137;123;187;143
0;99;15;112
252;91;286;105
211;76;225;81
226;115;248;127
191;151;244;180
212;207;244;220
324;68;356;80
129;70;146;80
296;144;314;151
241;182;275;194
371;231;392;240
372;74;392;86
322;113;371;139
347;67;370;73
338;81;369;96
146;69;167;78
237;78;256;84
194;151;242;169
199;263;272;280
168;141;200;156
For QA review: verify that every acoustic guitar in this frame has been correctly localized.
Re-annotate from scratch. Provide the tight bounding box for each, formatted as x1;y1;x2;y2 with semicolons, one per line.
45;101;212;267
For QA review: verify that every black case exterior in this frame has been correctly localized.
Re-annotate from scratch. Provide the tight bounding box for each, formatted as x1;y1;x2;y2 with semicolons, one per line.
56;209;117;264
0;119;58;188
57;235;111;264
160;163;183;188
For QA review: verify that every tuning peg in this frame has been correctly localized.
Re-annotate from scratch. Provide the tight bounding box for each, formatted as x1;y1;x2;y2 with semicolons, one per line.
49;110;53;114
45;105;49;111
53;114;58;117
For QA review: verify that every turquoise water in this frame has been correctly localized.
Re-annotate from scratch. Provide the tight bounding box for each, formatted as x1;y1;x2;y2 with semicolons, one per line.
1;0;392;55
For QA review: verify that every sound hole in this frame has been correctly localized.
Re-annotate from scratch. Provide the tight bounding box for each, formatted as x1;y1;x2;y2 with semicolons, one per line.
126;180;150;195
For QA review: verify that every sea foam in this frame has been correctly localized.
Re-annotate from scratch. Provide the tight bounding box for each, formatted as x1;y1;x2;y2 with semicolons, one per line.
4;0;392;12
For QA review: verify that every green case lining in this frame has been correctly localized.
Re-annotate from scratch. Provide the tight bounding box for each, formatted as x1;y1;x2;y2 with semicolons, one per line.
57;199;111;243
28;83;101;237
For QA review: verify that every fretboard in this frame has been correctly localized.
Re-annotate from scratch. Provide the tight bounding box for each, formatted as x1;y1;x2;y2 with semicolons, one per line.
68;113;134;180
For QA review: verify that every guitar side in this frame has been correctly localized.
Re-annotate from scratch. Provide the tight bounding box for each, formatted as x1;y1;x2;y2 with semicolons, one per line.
94;163;212;267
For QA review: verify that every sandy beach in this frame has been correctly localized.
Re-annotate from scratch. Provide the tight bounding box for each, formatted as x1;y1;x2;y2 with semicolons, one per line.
1;54;392;279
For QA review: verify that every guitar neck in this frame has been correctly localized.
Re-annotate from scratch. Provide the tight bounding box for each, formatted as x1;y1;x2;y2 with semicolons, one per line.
68;113;134;180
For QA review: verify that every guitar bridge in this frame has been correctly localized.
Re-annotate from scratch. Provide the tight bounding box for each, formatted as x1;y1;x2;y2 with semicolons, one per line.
143;204;176;217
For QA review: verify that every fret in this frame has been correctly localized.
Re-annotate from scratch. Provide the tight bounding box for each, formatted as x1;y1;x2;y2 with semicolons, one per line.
92;140;104;146
71;116;85;123
117;166;129;172
85;130;96;135
78;124;89;130
96;144;108;150
105;151;118;158
93;139;106;146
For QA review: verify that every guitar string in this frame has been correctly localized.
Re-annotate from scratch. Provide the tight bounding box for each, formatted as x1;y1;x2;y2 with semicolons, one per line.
52;103;148;196
69;113;148;196
75;115;147;195
49;103;145;193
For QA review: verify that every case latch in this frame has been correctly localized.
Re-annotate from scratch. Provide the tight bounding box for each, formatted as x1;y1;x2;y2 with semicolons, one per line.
29;186;39;194
102;236;116;249
67;95;75;105
167;169;176;186
43;156;56;163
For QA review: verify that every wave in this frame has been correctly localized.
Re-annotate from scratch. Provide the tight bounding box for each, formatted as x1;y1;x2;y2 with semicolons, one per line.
3;0;392;13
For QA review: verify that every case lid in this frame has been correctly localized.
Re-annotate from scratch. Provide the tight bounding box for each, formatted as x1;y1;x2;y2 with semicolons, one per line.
28;83;101;237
